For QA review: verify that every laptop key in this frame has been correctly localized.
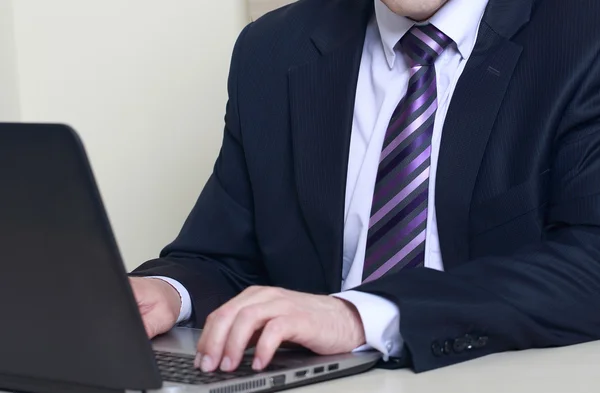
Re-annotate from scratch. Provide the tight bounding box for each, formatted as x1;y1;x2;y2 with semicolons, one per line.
155;350;290;385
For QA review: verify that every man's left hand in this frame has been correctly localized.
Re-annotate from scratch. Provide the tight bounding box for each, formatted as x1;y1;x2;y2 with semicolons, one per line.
194;286;366;372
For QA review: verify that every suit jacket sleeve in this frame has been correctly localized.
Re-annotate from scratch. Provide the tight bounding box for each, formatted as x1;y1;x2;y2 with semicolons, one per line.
131;23;269;326
355;53;600;372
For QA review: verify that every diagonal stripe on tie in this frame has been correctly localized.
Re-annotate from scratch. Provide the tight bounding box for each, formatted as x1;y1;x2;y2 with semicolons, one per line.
363;24;453;283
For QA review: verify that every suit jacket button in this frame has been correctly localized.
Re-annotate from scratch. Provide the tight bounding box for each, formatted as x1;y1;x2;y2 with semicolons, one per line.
474;336;489;349
431;341;444;357
464;334;476;349
453;338;467;353
443;340;453;355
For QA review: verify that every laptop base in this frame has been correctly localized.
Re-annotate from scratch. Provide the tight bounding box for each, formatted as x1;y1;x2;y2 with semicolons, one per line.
0;373;124;393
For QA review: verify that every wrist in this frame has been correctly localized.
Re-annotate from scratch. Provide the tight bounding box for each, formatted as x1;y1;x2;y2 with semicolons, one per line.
336;298;367;348
151;278;182;320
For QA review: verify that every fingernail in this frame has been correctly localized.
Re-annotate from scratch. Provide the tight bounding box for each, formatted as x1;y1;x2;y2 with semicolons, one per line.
252;357;262;371
194;353;202;369
220;356;232;372
201;355;213;372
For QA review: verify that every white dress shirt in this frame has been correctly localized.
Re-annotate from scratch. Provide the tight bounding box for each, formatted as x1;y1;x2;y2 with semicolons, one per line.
156;0;489;361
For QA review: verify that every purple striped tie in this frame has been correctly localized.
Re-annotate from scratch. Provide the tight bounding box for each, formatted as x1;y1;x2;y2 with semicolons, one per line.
363;24;452;283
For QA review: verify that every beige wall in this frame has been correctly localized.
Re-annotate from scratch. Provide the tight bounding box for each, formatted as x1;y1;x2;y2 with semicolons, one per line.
7;0;249;270
248;0;295;20
0;0;20;121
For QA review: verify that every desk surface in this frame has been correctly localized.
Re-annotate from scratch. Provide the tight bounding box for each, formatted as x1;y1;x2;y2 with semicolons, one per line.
294;341;600;393
2;341;598;393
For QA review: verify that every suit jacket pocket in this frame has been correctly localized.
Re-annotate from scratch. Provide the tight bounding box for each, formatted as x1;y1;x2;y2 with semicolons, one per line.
470;170;551;237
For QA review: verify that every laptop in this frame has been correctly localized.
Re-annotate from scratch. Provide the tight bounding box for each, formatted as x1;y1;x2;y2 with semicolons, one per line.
0;123;381;393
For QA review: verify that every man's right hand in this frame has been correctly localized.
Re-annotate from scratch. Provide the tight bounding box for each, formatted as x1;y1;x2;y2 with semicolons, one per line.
129;277;182;339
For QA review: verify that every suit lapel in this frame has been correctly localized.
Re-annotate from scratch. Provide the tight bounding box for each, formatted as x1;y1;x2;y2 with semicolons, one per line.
289;0;373;293
436;0;535;269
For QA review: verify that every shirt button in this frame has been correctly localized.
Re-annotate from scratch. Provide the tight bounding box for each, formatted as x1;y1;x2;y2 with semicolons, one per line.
386;341;393;352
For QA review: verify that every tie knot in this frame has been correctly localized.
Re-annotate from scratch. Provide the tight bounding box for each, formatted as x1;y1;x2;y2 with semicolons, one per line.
400;24;453;67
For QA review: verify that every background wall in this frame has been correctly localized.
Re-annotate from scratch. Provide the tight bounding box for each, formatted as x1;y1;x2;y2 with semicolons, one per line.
0;0;20;121
4;0;249;270
248;0;295;20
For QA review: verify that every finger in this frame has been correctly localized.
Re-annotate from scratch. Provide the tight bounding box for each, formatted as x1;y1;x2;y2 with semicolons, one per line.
195;311;228;372
247;329;263;349
221;300;292;372
143;319;158;339
253;317;300;371
196;287;284;372
279;342;304;350
196;329;263;370
196;287;265;353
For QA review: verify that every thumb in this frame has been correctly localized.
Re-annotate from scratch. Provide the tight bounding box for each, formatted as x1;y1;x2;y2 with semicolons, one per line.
141;307;172;339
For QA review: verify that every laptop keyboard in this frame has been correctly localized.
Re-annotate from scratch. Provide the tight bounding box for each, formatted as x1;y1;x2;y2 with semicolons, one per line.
155;351;288;385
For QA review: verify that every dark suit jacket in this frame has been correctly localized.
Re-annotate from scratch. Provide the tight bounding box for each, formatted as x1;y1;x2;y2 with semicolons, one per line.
133;0;600;372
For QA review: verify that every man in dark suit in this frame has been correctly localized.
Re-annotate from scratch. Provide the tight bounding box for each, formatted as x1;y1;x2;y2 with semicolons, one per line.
130;0;600;374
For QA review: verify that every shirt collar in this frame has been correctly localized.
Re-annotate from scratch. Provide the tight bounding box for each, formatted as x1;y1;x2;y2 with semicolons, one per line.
374;0;490;69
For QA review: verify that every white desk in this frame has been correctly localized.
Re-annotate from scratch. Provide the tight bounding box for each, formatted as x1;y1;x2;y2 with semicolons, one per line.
2;341;598;393
293;341;600;393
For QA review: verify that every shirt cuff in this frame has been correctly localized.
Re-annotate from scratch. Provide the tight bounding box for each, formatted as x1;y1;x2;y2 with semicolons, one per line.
332;290;404;361
150;276;193;324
